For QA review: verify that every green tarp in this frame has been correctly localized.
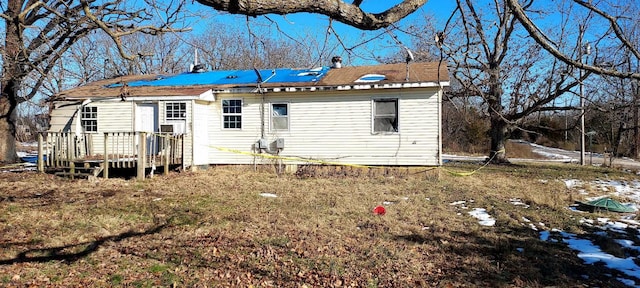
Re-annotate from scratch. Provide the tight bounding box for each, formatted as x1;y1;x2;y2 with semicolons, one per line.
576;197;635;213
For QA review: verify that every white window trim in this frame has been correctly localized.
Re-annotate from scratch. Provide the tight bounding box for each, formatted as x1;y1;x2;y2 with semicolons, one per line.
81;106;98;133
371;98;399;134
221;98;243;130
269;102;290;132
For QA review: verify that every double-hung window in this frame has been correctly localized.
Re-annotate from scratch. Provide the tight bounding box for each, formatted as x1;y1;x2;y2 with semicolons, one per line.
166;102;186;120
373;99;398;133
81;106;98;132
222;99;242;129
271;103;289;131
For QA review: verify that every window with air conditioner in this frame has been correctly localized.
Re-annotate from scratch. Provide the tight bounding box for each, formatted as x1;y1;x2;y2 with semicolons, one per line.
164;102;186;134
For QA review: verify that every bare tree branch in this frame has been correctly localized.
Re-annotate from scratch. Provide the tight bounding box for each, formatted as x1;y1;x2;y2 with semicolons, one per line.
193;0;427;30
505;0;640;80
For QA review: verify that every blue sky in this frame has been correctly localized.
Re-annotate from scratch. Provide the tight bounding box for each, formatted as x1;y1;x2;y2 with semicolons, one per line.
182;1;458;65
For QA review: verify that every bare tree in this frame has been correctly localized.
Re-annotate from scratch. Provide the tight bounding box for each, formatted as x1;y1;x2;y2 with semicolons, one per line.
0;0;188;163
190;22;332;70
430;0;591;163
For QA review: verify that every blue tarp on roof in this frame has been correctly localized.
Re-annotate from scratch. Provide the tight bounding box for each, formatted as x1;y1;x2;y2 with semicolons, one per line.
113;67;330;88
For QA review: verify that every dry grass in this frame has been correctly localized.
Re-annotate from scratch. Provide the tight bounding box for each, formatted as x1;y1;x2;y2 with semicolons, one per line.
0;164;636;287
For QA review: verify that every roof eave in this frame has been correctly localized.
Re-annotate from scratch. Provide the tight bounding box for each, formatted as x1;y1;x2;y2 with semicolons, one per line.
211;81;450;94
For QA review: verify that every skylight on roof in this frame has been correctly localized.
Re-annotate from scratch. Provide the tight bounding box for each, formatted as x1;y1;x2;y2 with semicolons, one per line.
355;74;386;83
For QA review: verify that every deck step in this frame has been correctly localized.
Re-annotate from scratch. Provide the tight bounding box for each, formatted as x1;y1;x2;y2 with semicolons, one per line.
52;166;103;178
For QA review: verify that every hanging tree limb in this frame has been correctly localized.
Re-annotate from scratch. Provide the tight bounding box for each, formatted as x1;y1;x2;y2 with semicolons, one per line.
193;0;427;30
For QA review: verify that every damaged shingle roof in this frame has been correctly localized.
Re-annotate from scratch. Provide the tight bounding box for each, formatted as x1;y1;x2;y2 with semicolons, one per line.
54;62;449;100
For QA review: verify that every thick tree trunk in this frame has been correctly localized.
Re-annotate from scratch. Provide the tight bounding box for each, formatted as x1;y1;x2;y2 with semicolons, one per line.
487;67;509;164
488;112;509;164
0;93;18;164
1;0;22;163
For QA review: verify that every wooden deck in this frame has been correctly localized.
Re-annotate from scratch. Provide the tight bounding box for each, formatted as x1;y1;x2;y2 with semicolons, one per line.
38;132;184;179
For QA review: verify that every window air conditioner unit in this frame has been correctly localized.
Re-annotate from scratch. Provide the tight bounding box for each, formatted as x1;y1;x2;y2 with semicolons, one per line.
160;124;174;133
160;122;186;134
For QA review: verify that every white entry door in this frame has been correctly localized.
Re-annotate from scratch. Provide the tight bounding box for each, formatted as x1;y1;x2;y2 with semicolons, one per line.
135;104;158;154
136;104;158;132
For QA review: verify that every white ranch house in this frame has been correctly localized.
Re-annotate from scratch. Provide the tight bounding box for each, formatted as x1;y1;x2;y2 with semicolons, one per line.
48;61;449;171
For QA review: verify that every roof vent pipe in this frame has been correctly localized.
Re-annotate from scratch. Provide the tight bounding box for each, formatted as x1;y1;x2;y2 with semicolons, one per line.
189;49;206;73
331;56;342;69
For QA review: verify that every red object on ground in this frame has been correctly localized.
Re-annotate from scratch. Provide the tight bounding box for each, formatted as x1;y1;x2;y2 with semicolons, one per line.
373;205;386;215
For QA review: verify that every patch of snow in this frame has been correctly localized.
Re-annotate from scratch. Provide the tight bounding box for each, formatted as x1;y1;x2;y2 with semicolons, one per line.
259;193;278;198
510;198;530;208
564;179;582;189
540;230;640;286
450;201;466;206
468;208;496;226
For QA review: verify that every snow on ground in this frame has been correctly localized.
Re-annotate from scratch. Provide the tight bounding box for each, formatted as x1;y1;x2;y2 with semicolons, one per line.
529;142;577;161
455;178;640;287
468;208;496;226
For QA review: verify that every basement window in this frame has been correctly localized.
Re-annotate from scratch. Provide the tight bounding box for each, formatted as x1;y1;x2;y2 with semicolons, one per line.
81;106;98;132
373;99;398;133
222;99;242;129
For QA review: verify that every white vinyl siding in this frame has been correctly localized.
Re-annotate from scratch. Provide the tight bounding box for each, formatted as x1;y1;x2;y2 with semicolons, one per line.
207;88;441;166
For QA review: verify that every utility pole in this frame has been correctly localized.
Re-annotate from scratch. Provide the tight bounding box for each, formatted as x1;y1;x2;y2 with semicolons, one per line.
579;41;591;166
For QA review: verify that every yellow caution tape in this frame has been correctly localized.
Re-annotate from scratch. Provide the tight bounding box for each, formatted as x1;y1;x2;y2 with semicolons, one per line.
440;149;505;176
211;146;505;176
0;162;31;170
212;146;379;169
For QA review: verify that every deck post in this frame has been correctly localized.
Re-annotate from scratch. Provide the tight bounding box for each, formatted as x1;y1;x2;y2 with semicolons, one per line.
103;133;109;179
164;136;170;175
181;135;185;171
37;133;44;173
137;132;146;180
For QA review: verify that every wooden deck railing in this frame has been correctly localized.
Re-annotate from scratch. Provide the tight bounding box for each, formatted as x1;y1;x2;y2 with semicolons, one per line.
38;131;184;179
